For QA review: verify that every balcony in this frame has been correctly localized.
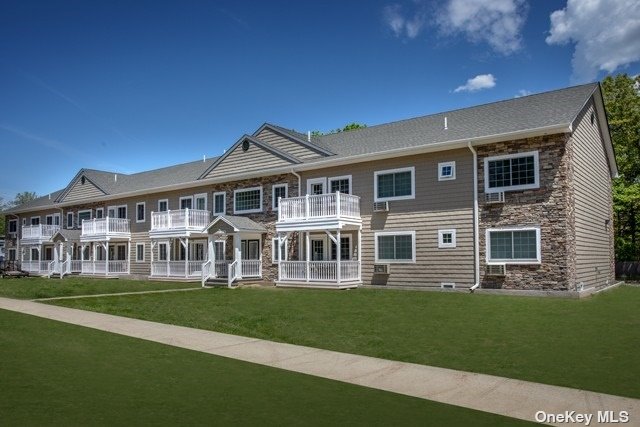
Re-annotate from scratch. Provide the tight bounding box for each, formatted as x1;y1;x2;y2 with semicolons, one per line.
277;192;361;231
81;218;131;241
150;209;211;237
21;225;60;243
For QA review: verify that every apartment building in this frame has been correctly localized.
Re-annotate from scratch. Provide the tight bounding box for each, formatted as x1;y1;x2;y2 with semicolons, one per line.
2;83;617;292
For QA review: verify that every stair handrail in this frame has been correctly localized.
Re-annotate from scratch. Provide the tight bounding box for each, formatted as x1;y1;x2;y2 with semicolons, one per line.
228;260;238;288
201;259;212;287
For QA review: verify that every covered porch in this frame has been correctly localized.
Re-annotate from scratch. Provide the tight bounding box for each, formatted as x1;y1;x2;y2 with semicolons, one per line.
79;236;131;277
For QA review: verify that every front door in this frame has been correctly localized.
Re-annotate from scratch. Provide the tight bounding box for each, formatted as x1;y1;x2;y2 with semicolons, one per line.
241;240;260;260
311;239;325;261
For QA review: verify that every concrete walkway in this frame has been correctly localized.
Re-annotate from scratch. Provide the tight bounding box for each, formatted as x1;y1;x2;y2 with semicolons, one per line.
0;297;638;426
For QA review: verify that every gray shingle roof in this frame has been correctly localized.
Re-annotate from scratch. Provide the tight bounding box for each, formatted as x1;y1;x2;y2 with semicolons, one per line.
207;215;267;233
4;83;601;214
310;83;598;159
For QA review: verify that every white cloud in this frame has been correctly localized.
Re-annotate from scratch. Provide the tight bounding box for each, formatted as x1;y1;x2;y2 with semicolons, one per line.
546;0;640;83
436;0;528;55
383;3;426;39
515;89;532;97
454;74;497;93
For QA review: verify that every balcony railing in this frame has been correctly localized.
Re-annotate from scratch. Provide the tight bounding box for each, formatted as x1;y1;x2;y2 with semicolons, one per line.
278;192;360;222
151;261;204;277
21;224;59;240
279;260;360;283
81;260;129;275
151;209;211;231
81;218;130;236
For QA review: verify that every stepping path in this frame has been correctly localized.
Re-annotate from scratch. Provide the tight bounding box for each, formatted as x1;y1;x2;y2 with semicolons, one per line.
0;296;638;426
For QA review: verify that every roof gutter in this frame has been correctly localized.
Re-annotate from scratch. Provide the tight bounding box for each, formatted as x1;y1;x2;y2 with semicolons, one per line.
4;123;572;214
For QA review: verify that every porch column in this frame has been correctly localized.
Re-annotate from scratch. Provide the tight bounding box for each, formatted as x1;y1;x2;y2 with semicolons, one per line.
37;246;42;272
150;241;155;276
336;229;341;284
305;231;310;282
127;240;131;274
208;237;216;278
92;243;97;274
185;237;189;279
277;233;282;282
357;227;362;281
234;233;242;279
105;241;110;276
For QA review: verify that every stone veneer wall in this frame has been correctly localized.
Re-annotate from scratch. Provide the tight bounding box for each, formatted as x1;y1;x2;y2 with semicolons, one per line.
477;133;577;290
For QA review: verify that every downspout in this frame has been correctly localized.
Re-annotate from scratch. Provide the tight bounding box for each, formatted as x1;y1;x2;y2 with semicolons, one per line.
468;142;480;292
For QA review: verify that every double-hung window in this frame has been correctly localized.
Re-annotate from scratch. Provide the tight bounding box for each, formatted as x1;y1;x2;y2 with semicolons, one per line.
374;231;416;263
485;151;539;193
77;210;92;225
374;167;415;201
329;175;351;194
67;212;74;228
194;194;207;211
136;243;145;262
158;199;168;212
486;227;541;264
8;220;17;234
272;184;288;210
234;187;262;214
136;202;145;222
213;192;226;215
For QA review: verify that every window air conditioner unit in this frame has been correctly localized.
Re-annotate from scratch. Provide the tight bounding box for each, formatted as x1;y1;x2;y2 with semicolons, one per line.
373;201;389;212
486;263;506;276
373;264;389;274
485;192;505;204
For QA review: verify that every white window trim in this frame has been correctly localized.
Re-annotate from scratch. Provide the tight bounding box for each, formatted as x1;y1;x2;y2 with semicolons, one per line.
157;241;169;261
328;175;352;194
136;243;145;263
53;213;61;225
30;216;40;225
66;212;74;228
438;161;456;181
95;208;104;219
179;196;194;210
233;186;263;214
374;166;416;202
45;214;53;225
306;177;326;195
194;193;207;211
136;202;146;223
331;234;352;261
213;192;226;215
484;151;540;194
485;226;541;265
271;237;289;264
158;199;168;212
77;209;92;225
272;184;288;211
108;205;127;219
374;230;416;263
8;219;17;234
438;229;457;249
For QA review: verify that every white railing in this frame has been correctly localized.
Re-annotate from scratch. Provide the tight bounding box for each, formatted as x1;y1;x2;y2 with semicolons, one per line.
201;260;213;287
80;260;128;275
151;209;211;231
82;217;130;236
151;261;205;277
278;192;360;222
21;261;39;272
21;224;60;240
228;260;239;288
70;260;82;273
47;260;56;277
279;260;361;283
241;260;261;277
60;259;69;278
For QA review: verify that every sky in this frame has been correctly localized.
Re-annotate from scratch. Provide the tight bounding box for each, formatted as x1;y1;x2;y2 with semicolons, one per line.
1;0;639;201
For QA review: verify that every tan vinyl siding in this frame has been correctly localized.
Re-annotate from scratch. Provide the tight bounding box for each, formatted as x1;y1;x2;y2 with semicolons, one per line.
202;142;293;179
301;148;475;288
130;232;151;275
62;177;105;202
571;101;614;288
256;129;323;160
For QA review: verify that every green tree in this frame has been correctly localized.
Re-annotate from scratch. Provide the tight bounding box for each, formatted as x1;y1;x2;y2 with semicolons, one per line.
12;191;37;207
602;74;640;260
0;197;7;235
311;122;366;136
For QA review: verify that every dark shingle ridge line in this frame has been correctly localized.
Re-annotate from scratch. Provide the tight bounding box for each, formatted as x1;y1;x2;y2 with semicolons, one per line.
313;82;598;143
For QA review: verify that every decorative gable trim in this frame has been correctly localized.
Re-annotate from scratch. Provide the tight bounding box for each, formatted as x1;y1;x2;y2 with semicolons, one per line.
254;123;335;156
55;169;108;202
198;135;302;180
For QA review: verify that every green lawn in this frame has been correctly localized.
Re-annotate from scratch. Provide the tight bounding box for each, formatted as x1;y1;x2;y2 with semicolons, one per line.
0;276;197;299
49;285;640;399
0;309;530;426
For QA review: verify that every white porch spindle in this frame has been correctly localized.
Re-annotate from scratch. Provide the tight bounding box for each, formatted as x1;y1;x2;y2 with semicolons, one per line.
305;231;310;282
105;241;109;276
336;229;341;284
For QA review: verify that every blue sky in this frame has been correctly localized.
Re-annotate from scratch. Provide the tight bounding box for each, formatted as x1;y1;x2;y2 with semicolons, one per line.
1;0;639;201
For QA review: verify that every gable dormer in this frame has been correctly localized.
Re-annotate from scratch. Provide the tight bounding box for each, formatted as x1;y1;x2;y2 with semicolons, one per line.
199;135;302;180
56;170;107;203
253;124;333;160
